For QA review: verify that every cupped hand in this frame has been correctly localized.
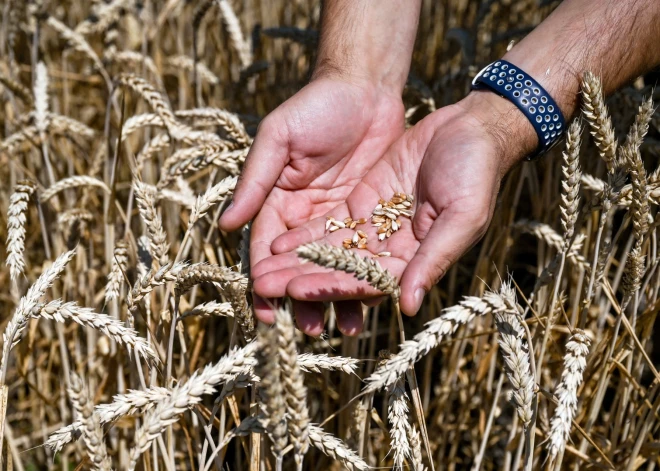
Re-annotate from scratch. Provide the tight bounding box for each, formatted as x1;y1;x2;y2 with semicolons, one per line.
251;91;534;333
218;77;405;333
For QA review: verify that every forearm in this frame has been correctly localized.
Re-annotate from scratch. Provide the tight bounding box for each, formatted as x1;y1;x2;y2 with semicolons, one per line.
466;0;660;166
313;0;422;93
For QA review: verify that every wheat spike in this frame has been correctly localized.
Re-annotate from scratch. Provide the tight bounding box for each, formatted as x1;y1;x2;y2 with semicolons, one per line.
75;0;131;35
308;425;369;471
581;72;617;172
512;220;588;269
387;376;412;470
407;425;426;471
35;300;159;366
494;298;535;426
40;176;111;202
275;307;310;467
68;373;113;471
255;326;288;460
175;107;250;145
128;261;188;312
297;353;360;374
165;55;219;84
189;176;237;227
217;0;252;69
128;342;257;469
1;250;75;376
547;330;590;462
560;121;582;245
116;74;181;135
34;61;49;134
365;290;510;392
133;180;170;266
174;263;246;297
105;240;129;303
297;242;400;297
0;72;33;105
160;144;247;187
6;179;36;281
181;301;235;319
622;246;645;299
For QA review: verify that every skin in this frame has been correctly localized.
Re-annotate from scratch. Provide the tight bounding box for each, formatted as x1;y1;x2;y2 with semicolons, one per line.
221;0;660;336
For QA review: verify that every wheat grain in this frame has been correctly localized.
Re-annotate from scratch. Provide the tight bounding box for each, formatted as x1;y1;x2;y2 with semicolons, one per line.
6;179;36;281
547;330;590;462
68;373;113;471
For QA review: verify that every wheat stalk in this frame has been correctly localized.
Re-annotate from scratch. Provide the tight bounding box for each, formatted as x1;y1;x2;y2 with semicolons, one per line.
6;179;36;281
547;330;590;463
275;308;310;468
365;290;510;392
297;242;400;297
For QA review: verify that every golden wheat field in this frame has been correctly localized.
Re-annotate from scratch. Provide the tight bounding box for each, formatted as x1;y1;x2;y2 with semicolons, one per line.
1;0;660;470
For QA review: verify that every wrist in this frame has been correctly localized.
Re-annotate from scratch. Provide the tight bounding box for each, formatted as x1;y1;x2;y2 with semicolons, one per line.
311;56;406;96
458;90;538;171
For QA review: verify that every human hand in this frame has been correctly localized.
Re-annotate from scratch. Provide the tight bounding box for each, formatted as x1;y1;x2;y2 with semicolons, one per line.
219;77;405;333
251;91;537;333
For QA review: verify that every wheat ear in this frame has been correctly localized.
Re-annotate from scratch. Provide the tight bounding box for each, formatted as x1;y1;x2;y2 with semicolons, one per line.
40;176;111;202
308;425;369;471
128;261;188;312
255;326;288;463
297;353;360;374
159;144;247;187
105;240;129;304
174;263;246;297
6;179;36;281
189;176;237;227
115;74;181;134
407;425;426;471
547;330;590;462
365;290;509;392
297;242;400;297
34;61;49;135
581;71;617;172
494;309;535;427
165;55;219;84
1;250;75;381
216;0;252;69
35;300;159;367
387;376;412;470
128;342;257;470
181;301;235;319
133;180;170;267
68;374;113;471
560;121;582;245
275;308;310;468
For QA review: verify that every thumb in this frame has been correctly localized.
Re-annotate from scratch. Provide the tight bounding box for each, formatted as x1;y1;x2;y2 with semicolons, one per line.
399;207;489;315
219;116;289;232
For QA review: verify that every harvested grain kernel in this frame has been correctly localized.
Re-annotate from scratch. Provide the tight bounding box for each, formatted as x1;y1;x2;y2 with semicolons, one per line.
356;218;367;224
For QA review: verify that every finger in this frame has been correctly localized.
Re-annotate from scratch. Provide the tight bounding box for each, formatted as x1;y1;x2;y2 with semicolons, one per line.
334;300;364;336
249;203;288;269
253;294;279;324
219;116;289;232
292;300;326;337
399;209;489;316
270;212;337;255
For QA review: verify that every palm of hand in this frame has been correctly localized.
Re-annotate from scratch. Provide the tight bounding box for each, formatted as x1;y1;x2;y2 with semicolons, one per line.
253;103;505;324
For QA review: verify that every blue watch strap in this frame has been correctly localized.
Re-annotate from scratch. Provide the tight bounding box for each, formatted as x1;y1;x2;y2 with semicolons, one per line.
471;60;566;160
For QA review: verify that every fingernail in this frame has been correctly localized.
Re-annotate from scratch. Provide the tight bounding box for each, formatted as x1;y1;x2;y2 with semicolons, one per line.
413;288;426;312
